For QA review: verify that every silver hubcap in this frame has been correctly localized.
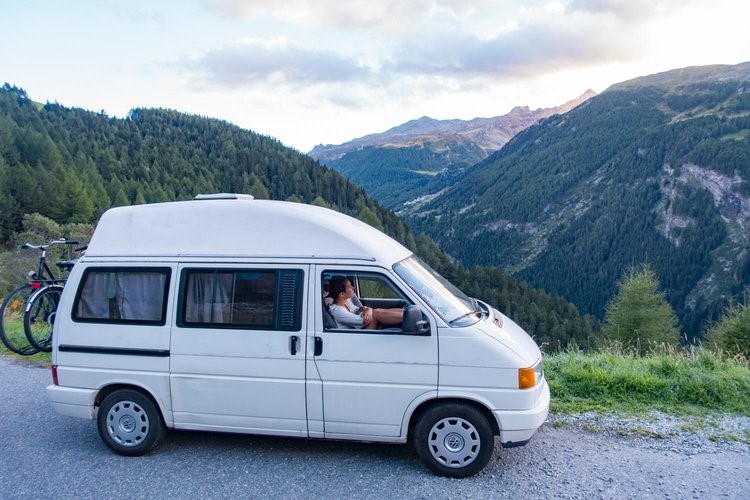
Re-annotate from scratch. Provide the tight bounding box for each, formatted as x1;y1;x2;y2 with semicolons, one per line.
105;400;149;447
427;417;481;468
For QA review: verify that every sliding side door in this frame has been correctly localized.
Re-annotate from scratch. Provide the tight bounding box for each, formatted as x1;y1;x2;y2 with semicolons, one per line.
170;264;309;436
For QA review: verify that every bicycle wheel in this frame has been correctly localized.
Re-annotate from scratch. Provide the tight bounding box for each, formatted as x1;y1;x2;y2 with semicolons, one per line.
25;285;63;352
0;284;39;355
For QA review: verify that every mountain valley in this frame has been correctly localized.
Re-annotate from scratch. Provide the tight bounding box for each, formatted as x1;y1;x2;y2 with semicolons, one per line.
402;62;750;338
309;90;596;207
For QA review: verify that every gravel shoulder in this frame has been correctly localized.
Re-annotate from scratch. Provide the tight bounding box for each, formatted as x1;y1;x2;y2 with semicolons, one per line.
1;356;748;499
548;412;750;454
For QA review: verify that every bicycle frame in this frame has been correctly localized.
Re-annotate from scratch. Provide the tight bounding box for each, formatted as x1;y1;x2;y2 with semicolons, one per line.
24;239;78;290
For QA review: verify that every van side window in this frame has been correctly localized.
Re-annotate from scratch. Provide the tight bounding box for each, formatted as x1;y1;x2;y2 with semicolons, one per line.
179;269;303;331
322;271;411;331
73;267;171;324
358;274;403;300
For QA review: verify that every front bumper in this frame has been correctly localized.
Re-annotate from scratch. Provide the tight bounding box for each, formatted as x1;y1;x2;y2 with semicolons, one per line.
493;378;550;446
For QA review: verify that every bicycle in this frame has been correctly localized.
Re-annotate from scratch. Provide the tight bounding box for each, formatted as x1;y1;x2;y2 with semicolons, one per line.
0;238;81;355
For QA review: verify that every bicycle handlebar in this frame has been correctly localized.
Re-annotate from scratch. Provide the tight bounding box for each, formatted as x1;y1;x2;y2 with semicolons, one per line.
20;238;81;250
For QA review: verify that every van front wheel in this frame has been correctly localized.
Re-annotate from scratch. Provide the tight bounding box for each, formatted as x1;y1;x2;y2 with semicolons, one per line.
413;403;494;478
97;389;166;456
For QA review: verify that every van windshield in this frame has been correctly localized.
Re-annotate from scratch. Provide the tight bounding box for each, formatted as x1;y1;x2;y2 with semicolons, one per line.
393;256;478;324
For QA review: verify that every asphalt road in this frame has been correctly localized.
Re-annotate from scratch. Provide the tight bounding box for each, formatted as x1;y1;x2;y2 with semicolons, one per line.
1;356;748;499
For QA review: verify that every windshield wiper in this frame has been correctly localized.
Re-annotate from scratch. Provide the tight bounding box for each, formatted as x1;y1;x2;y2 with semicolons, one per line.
449;309;482;326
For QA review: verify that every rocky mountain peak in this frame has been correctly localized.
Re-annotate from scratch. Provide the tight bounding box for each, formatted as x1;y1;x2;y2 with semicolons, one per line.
308;90;597;162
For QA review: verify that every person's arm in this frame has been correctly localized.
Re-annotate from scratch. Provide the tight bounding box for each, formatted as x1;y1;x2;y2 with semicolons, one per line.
360;306;373;324
329;304;364;328
347;298;372;323
350;295;363;308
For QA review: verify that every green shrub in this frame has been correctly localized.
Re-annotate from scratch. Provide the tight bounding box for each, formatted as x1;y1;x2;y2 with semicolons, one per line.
601;265;680;355
1;214;93;296
706;301;750;358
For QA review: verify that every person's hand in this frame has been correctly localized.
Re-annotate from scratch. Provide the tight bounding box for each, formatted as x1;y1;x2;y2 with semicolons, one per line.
362;306;373;323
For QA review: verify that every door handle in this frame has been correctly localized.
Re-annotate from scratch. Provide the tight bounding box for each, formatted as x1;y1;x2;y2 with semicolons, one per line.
289;335;299;355
314;336;323;356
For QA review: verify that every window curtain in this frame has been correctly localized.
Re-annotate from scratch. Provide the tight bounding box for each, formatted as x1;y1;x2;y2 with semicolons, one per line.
117;272;167;321
77;272;114;319
184;272;233;324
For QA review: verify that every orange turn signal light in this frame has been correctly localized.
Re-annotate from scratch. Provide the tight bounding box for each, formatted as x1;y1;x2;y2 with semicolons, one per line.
518;367;536;389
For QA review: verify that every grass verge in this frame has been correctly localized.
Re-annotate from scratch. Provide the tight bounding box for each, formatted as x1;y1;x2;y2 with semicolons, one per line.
544;347;750;417
0;348;50;364
0;317;51;364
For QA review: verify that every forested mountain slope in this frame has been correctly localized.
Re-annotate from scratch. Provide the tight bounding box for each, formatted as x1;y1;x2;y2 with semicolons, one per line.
0;85;416;246
309;91;595;208
406;62;750;340
0;84;599;348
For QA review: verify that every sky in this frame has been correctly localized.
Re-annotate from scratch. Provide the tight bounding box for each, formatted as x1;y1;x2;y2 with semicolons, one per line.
2;0;750;152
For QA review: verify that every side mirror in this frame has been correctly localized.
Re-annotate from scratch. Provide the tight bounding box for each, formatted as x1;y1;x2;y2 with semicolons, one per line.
413;319;430;335
402;305;431;336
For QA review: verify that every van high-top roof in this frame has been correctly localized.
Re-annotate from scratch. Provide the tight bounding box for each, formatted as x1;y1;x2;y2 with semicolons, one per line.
85;197;412;264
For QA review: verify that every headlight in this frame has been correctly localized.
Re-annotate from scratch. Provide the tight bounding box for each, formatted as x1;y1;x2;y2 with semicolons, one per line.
518;359;543;389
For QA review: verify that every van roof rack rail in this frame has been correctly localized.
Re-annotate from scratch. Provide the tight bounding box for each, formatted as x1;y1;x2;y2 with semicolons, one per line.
194;193;255;201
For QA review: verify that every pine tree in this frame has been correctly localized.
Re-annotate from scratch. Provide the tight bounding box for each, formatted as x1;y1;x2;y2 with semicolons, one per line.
311;196;330;208
602;265;680;355
705;298;750;358
249;180;270;200
356;206;385;231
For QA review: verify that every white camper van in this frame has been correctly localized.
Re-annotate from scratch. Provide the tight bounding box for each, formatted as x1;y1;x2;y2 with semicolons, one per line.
47;194;549;478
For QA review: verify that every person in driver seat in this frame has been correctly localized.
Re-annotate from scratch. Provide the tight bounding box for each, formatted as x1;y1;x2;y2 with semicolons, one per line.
327;278;403;329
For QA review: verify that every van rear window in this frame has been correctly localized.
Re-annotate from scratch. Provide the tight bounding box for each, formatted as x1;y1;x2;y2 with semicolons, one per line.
73;268;171;324
178;269;303;331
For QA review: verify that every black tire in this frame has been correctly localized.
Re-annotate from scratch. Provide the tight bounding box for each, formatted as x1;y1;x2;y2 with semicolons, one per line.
0;284;39;355
413;403;495;478
24;285;63;352
97;389;166;456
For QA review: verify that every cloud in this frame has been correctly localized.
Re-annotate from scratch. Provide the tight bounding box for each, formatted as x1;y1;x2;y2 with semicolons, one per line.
202;0;686;34
195;1;652;86
202;0;506;33
204;0;418;30
566;0;682;20
196;38;371;87
387;10;637;79
189;0;720;99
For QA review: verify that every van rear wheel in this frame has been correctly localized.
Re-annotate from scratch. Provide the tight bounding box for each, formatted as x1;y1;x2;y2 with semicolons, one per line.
97;389;166;456
413;403;494;478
